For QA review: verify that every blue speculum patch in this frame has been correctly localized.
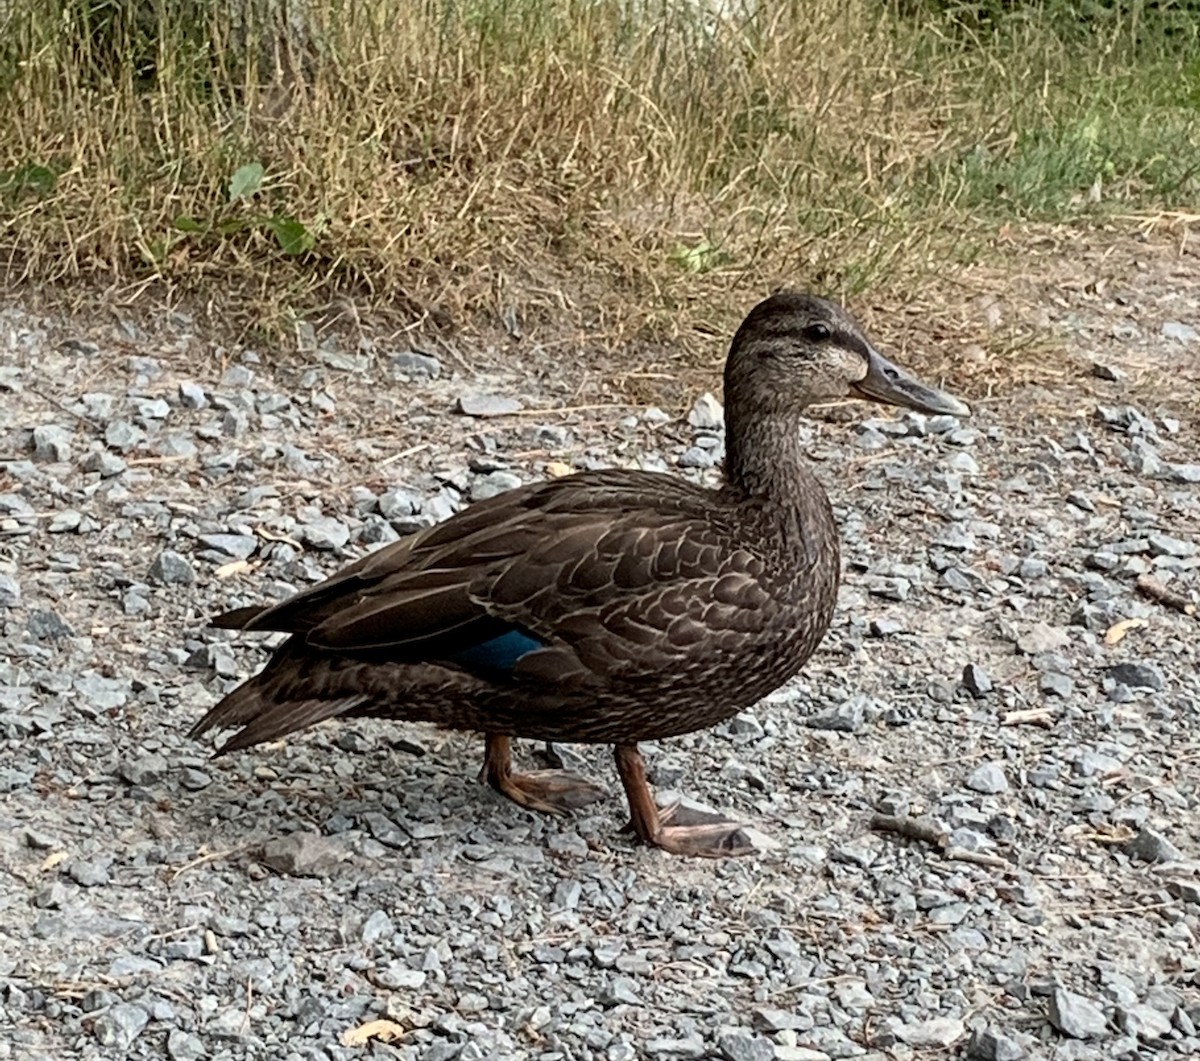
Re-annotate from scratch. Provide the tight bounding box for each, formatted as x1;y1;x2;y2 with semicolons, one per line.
447;628;545;676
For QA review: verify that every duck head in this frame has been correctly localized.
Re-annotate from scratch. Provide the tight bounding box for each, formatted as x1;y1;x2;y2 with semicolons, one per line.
724;291;969;418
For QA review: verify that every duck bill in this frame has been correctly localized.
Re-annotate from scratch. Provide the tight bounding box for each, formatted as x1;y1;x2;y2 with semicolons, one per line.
850;346;970;417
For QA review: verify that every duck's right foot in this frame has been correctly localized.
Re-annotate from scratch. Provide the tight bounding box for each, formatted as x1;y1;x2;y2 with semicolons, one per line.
638;802;757;858
482;734;609;815
613;742;759;859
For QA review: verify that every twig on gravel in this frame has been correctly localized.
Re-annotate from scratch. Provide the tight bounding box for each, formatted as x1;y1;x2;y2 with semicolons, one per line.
509;403;636;417
942;848;1015;872
1059;899;1178;918
146;923;205;941
1104;618;1147;645
379;442;430;467
28;385;104;429
872;814;1018;873
125;454;195;466
1136;574;1197;617
53;976;130;998
1002;707;1056;728
870;813;948;848
164;844;251;885
243;977;254;1033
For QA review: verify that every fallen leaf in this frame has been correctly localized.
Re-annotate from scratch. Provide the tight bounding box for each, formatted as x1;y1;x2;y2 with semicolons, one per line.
1082;823;1135;845
215;559;252;579
341;1019;406;1047
544;461;571;478
1104;617;1147;645
42;851;67;871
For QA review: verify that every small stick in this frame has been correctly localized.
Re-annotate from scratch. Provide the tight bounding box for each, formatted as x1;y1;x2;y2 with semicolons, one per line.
1136;574;1197;617
870;813;948;849
944;847;1014;871
164;844;250;885
1002;707;1056;728
378;442;430;468
125;454;195;466
29;386;104;429
873;816;1017;873
508;403;636;417
244;976;254;1030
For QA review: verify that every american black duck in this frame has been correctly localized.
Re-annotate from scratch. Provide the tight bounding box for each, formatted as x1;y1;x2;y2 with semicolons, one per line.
190;292;968;857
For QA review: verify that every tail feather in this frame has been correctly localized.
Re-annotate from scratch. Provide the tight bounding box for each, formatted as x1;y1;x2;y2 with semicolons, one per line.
189;671;367;748
189;634;370;749
187;678;266;739
208;695;368;754
210;605;271;630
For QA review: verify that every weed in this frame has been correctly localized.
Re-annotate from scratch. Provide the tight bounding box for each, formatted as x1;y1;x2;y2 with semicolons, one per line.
0;0;1196;347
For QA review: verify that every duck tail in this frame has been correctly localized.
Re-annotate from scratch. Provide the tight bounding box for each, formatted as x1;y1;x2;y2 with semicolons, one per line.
210;604;270;630
189;686;367;754
188;638;368;752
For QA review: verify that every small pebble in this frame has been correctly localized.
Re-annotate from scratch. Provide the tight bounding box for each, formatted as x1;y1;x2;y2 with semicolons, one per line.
687;393;724;430
456;394;522;417
966;762;1009;795
149;549;195;585
93;1003;149;1050
259;832;347;877
31;424;73;462
390;350;442;379
893;1017;965;1048
966;1026;1025;1061
805;696;865;733
1106;661;1164;691
716;1029;774;1061
962;663;992;697
1126;827;1182;864
1049;987;1109;1039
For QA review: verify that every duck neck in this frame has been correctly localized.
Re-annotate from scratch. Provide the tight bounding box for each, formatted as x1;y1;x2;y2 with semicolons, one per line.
723;409;839;585
723;410;814;502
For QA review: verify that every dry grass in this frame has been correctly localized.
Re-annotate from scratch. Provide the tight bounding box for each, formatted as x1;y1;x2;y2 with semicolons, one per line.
1;0;1197;360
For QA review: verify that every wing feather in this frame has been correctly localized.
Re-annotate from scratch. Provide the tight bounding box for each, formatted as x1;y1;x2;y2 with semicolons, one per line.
210;469;793;687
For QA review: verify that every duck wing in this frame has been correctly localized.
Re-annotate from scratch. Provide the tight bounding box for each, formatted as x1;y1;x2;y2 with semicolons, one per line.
196;469;800;745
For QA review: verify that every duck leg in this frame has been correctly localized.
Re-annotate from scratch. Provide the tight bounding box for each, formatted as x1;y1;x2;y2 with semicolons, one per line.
481;734;608;814
614;743;755;858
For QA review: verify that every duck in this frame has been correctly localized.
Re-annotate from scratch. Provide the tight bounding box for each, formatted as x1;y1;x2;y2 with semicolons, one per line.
189;292;968;857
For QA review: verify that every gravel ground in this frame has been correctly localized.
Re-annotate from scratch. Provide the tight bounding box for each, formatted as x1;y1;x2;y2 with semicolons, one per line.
2;247;1199;1061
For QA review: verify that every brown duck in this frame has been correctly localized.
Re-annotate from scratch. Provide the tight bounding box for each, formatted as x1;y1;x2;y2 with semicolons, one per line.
190;292;968;857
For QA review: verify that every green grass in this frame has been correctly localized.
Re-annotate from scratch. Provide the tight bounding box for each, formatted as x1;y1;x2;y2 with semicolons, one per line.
0;0;1196;343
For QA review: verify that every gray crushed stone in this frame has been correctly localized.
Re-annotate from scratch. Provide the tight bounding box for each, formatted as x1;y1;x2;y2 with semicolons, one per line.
1;275;1199;1061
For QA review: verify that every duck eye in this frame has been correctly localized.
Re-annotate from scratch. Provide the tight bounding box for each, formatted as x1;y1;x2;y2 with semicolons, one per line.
804;322;832;342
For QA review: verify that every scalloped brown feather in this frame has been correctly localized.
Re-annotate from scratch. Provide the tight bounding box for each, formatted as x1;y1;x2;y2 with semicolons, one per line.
191;464;840;750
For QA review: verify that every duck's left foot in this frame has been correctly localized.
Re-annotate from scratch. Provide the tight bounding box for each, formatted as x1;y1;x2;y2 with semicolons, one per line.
482;734;608;815
646;820;756;858
624;799;757;858
614;742;758;859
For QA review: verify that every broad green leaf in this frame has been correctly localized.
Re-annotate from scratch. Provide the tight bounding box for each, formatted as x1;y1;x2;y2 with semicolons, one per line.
228;162;264;201
267;215;315;255
1;163;56;196
669;240;723;275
